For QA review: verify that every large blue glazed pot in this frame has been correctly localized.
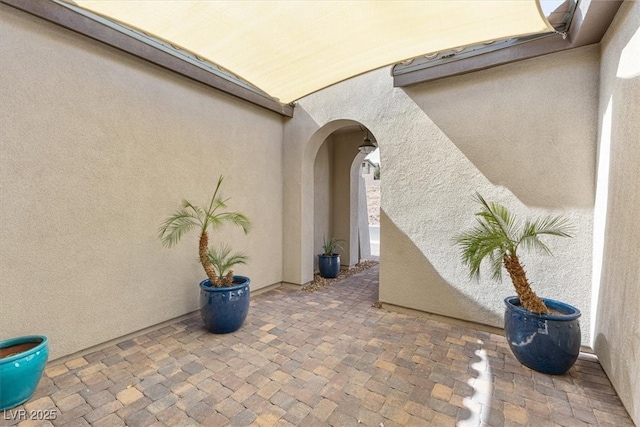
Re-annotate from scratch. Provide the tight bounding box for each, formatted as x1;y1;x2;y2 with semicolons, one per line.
0;335;49;411
318;254;340;278
504;297;581;375
199;276;250;334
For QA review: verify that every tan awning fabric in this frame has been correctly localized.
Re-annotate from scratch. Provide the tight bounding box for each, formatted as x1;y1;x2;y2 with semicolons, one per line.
70;1;552;104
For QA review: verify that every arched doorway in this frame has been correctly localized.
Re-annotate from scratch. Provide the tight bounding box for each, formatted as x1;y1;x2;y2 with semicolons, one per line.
311;123;378;275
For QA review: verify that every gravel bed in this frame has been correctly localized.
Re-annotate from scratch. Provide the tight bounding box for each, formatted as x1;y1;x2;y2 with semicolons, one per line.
302;260;379;292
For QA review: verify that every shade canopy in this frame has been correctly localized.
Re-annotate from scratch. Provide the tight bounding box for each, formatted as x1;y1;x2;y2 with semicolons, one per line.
70;1;552;104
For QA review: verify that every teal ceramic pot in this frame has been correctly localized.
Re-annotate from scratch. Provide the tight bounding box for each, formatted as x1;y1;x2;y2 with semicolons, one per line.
199;276;250;333
318;254;340;278
0;335;49;411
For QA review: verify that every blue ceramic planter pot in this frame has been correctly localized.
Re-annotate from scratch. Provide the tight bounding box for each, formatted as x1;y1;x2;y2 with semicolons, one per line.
504;297;581;375
318;254;340;278
0;335;49;411
199;276;250;334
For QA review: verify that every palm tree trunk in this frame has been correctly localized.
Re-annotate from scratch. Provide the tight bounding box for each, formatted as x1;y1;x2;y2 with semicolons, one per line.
222;270;235;287
199;232;221;287
503;254;549;314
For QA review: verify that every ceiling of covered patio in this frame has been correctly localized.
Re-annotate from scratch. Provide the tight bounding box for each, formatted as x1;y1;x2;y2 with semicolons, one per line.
63;0;555;105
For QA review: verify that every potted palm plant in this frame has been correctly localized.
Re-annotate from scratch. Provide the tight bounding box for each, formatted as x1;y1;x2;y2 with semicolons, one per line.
455;193;581;375
318;236;344;279
159;175;251;333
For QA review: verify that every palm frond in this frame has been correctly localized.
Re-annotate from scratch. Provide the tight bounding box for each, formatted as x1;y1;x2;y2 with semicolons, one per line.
207;244;249;278
213;197;230;211
519;233;553;256
200;178;250;234
488;250;505;282
207;211;252;234
322;236;345;255
455;193;574;290
204;196;229;218
181;199;204;217
530;215;574;237
455;193;519;280
456;223;508;280
518;215;574;255
205;176;226;215
474;193;518;248
158;209;202;247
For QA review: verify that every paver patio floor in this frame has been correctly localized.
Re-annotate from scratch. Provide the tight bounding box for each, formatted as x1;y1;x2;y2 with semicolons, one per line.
3;265;633;426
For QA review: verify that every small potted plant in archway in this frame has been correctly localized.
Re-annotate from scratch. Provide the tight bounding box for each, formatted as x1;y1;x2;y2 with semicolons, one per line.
159;175;251;334
318;236;344;279
0;335;49;410
455;193;580;375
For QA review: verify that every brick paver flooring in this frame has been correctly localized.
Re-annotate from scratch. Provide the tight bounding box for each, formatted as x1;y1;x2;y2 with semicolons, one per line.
3;266;633;426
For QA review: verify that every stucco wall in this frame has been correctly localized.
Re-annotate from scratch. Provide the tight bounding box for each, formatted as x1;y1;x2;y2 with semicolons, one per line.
286;48;596;343
331;133;363;267
395;46;598;336
0;6;284;360
404;46;598;210
313;138;333;269
594;1;640;424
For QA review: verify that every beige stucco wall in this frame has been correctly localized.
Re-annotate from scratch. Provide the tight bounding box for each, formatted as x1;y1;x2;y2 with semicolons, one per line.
404;46;598;210
286;48;596;343
0;6;284;360
594;1;640;424
331;133;363;267
313;137;333;269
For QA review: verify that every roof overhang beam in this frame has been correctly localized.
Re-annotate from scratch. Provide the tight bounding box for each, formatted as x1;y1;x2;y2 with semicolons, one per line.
392;0;623;87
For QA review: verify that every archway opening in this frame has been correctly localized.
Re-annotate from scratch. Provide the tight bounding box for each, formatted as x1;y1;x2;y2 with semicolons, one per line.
361;148;380;259
311;123;379;278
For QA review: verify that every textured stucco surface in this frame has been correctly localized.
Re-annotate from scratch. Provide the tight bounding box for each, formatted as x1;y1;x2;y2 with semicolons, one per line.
594;1;640;424
287;52;596;340
313;138;333;270
394;46;598;334
405;46;599;209
0;6;284;360
331;133;363;267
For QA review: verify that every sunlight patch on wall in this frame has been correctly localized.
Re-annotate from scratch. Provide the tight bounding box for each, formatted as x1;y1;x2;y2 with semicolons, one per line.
617;26;640;79
591;96;613;346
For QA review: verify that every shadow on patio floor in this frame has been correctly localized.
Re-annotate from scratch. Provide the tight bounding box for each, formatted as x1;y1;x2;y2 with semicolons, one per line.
3;266;633;426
